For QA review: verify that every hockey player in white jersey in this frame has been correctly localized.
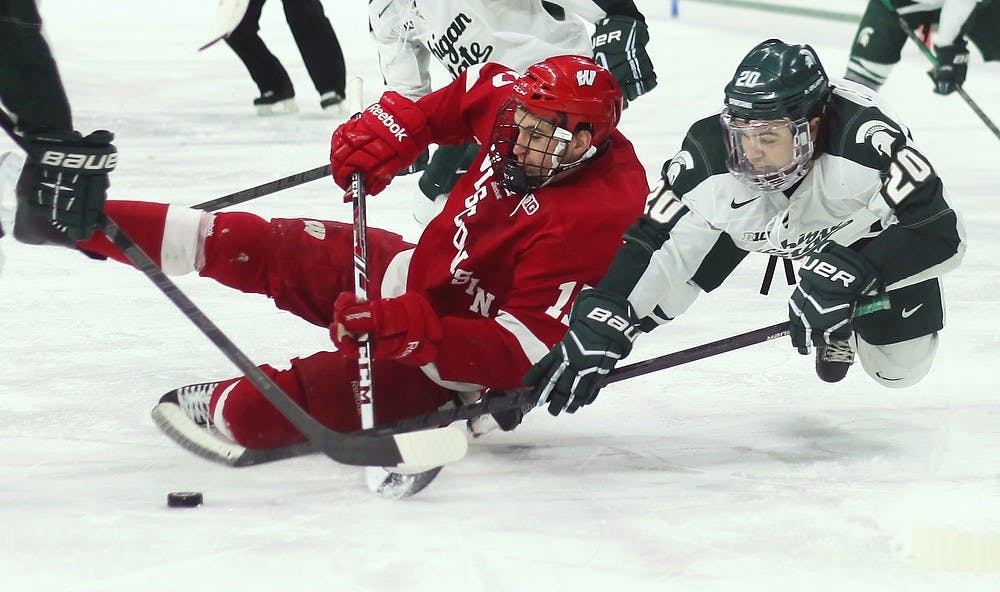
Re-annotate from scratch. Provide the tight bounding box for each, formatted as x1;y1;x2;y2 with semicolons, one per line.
845;0;999;94
524;39;966;416
369;0;656;222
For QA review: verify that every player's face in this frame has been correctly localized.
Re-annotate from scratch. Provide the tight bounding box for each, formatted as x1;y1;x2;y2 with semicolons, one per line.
733;119;796;174
511;107;566;177
722;112;821;192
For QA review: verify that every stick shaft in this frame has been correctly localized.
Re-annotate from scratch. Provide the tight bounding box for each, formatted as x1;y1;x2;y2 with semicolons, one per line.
346;76;376;430
192;165;330;212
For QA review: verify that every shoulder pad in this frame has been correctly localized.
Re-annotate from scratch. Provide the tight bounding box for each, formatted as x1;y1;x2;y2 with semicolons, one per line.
659;115;729;196
825;88;909;169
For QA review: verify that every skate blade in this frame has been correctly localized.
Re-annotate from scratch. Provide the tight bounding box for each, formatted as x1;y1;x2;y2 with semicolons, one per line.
255;98;299;116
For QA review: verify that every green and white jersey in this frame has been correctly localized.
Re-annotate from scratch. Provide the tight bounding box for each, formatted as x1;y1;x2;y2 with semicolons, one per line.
601;79;965;326
885;0;981;44
369;0;602;100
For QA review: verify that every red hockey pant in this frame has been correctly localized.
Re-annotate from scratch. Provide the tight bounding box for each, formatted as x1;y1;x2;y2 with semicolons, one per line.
80;201;454;448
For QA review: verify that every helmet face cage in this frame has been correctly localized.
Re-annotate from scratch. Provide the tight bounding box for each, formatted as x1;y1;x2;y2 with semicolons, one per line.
720;39;829;191
720;113;814;192
489;98;575;195
489;55;623;195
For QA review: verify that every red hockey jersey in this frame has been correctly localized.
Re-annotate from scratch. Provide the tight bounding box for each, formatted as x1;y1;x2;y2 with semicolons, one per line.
393;62;649;391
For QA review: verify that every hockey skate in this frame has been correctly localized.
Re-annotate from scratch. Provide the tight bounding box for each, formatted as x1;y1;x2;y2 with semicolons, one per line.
815;339;855;383
253;89;298;116
465;390;531;438
158;381;218;426
319;91;346;116
151;380;265;466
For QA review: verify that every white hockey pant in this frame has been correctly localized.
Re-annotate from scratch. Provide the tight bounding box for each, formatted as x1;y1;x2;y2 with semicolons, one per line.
854;332;938;389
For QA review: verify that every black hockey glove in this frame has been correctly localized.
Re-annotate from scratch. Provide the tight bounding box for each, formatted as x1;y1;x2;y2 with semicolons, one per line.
591;15;657;103
16;129;116;242
524;289;639;416
788;242;880;353
930;39;969;95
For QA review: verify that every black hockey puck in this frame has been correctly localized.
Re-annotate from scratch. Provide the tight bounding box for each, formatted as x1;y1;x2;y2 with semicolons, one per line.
167;491;203;508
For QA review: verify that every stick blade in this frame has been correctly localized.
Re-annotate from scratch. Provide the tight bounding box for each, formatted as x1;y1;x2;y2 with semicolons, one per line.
152;400;319;466
390;425;468;468
151;401;247;465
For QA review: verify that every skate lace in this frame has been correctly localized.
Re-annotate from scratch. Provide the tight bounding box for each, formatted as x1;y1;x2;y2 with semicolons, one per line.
822;340;855;364
177;382;217;425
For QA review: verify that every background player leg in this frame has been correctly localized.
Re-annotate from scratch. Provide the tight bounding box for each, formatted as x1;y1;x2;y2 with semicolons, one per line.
281;0;347;113
225;0;298;115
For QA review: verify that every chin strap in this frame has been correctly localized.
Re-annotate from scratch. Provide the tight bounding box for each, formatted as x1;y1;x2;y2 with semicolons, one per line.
541;139;605;188
502;137;609;194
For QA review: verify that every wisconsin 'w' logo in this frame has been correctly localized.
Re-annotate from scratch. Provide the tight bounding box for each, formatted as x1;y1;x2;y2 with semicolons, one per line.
576;70;597;86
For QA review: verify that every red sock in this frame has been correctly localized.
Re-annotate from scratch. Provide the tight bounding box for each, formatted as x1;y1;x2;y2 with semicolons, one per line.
210;365;310;449
77;201;169;266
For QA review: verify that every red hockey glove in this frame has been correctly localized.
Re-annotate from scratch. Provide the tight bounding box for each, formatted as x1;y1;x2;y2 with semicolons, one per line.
331;291;443;366
329;91;432;197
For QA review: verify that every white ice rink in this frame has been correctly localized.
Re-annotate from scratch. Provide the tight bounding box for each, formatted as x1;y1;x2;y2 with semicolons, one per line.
1;1;998;590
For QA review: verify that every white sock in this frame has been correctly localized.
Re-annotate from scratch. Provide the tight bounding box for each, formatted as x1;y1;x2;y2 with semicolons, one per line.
160;206;212;274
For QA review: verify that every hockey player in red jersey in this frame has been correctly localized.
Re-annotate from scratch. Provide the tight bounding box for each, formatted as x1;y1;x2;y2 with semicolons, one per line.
53;55;648;449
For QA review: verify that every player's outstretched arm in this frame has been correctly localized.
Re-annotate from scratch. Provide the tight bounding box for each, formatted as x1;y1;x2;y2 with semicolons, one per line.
524;288;640;416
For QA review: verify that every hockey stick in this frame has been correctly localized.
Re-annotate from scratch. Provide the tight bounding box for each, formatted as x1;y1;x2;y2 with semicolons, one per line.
191;164;330;212
101;214;463;469
343;78;384;484
337;77;439;496
878;0;1000;141
198;0;251;51
0;110;466;470
348;93;375;434
171;321;793;467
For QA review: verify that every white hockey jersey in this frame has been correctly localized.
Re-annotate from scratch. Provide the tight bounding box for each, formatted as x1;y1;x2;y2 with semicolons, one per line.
369;0;605;99
604;79;966;325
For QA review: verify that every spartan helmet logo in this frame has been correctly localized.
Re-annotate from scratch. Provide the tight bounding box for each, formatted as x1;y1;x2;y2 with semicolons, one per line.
801;48;816;68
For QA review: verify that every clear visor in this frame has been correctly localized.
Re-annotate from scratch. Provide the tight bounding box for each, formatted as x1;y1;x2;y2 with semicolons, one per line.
720;112;814;192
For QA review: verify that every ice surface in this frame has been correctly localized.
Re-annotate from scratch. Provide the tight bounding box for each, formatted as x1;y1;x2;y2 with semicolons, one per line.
1;1;998;590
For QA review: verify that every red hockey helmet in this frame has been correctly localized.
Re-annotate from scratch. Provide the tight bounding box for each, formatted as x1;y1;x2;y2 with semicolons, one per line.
511;55;623;146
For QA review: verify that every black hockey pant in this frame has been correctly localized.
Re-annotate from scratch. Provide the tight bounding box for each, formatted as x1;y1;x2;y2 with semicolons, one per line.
225;0;346;96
